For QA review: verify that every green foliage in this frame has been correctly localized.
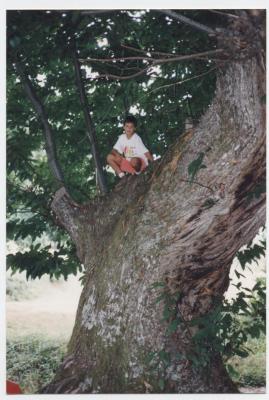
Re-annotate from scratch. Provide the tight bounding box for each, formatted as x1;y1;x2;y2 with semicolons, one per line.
227;334;266;386
246;179;266;205
187;151;207;183
6;334;67;394
236;238;266;270
6;10;219;279
201;197;218;209
7;240;81;280
147;235;266;389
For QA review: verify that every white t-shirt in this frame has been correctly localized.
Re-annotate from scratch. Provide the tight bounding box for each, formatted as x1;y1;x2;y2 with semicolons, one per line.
113;133;149;166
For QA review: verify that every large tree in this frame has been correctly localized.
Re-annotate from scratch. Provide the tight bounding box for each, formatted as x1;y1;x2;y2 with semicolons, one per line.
7;9;265;393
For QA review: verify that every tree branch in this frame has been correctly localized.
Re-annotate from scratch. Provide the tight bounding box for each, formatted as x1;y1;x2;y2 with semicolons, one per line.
81;49;224;66
84;50;224;81
120;43;178;57
89;65;153;81
208;9;246;20
72;40;108;194
80;56;153;63
157;9;216;35
14;57;67;191
147;67;218;94
80;10;116;16
78;9;216;37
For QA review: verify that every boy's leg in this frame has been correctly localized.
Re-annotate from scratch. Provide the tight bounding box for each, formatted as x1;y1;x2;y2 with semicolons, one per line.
106;153;124;176
130;157;142;173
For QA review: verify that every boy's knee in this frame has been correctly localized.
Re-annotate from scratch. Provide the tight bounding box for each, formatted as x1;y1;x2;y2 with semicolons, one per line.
131;157;142;172
106;153;113;163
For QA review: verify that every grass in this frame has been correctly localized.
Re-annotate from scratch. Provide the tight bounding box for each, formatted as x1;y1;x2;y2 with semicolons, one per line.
6;273;36;301
6;332;266;394
227;334;266;387
6;334;67;394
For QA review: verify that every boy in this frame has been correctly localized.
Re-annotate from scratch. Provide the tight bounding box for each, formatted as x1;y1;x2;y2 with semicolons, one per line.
106;115;154;178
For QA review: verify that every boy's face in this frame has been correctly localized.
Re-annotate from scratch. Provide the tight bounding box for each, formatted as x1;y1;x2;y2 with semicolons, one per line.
124;122;136;136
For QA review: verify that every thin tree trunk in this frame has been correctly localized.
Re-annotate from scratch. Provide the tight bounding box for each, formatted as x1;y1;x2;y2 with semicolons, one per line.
72;41;108;194
40;13;265;394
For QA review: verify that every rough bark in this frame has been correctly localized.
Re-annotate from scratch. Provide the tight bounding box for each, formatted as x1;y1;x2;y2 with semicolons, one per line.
41;13;265;394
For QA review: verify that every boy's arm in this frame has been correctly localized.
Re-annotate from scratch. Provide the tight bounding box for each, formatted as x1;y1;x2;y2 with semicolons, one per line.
111;148;123;158
144;151;154;162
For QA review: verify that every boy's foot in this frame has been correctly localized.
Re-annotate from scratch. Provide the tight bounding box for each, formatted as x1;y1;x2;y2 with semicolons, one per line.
118;172;125;178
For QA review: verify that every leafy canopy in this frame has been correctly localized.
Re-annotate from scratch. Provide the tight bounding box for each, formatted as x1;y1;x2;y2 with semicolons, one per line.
7;9;227;279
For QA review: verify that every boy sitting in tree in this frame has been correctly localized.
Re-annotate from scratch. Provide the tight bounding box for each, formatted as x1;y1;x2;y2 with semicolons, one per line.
106;115;154;178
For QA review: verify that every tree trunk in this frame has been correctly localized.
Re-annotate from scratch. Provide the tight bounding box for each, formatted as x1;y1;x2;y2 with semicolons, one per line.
41;13;265;394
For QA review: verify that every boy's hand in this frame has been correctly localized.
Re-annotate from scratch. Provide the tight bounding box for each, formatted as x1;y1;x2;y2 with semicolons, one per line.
145;151;154;163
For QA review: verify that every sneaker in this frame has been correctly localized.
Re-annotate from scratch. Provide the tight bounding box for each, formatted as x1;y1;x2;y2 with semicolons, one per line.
118;172;125;178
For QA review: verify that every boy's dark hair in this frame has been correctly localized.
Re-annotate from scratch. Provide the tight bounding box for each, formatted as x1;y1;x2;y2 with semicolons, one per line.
124;115;137;127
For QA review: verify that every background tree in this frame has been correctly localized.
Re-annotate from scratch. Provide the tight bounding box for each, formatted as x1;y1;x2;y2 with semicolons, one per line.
7;9;265;393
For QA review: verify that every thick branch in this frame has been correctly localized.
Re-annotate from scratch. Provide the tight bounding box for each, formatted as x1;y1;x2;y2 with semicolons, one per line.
14;57;67;189
72;41;108;194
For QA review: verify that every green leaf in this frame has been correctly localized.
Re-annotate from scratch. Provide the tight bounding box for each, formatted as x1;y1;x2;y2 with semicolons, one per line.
234;269;246;279
9;35;21;48
158;378;165;391
166;319;181;334
226;364;240;379
150;281;165;289
234;349;249;358
187;152;206;183
158;350;170;365
155;293;166;304
145;351;157;364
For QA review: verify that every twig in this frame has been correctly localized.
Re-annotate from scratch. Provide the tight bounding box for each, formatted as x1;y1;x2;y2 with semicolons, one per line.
152;50;225;64
208;9;247;20
79;56;153;63
179;178;214;193
147;67;218;94
121;43;180;58
89;65;153;81
103;63;141;72
80;10;116;15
